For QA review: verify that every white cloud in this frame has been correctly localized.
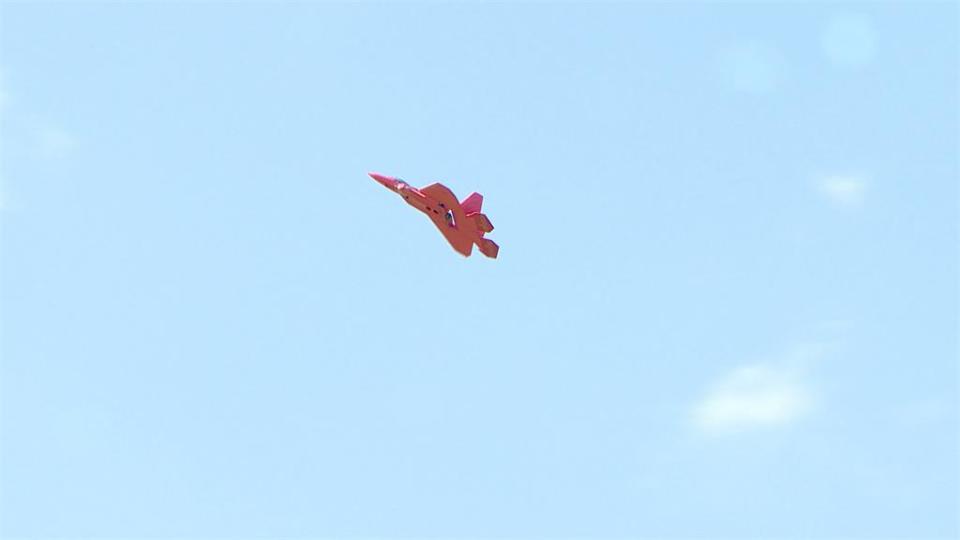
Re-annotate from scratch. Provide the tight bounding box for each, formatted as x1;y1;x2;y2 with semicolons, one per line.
36;125;76;158
894;396;955;427
692;363;814;435
818;174;867;207
716;41;786;95
821;13;878;68
0;68;7;111
0;69;7;211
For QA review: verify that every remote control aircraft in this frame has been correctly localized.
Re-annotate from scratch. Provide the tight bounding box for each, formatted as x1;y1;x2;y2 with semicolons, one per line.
368;172;499;258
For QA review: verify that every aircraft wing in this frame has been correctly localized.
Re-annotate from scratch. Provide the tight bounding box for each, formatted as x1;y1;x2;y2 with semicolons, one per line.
421;183;473;256
428;214;473;257
419;183;460;209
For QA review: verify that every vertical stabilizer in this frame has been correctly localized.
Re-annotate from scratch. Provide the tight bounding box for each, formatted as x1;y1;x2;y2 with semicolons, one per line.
461;192;483;215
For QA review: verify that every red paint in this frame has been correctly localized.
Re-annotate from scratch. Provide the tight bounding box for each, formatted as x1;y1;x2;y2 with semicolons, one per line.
369;172;499;258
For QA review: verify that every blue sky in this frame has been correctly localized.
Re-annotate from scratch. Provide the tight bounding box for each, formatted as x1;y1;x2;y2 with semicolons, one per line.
1;2;957;538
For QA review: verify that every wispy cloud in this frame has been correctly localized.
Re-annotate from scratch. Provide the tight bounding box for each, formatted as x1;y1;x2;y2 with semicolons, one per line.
0;68;8;112
817;174;867;207
0;69;7;210
36;125;76;158
692;361;815;435
821;13;878;68
716;41;786;95
894;396;955;427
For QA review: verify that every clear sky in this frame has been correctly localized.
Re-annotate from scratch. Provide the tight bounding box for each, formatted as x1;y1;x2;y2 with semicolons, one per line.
1;2;957;538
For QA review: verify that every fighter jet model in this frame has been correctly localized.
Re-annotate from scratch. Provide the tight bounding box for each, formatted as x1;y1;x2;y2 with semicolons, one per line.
368;172;499;258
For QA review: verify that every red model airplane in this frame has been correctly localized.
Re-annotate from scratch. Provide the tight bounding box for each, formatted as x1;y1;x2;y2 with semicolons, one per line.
369;172;499;258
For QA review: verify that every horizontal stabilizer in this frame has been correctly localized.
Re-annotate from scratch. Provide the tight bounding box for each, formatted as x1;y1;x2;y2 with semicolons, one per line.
478;238;499;259
461;192;483;215
472;213;494;234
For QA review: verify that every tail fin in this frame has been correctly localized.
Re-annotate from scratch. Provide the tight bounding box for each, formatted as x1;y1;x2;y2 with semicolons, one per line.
461;192;483;215
471;213;494;234
478;238;499;259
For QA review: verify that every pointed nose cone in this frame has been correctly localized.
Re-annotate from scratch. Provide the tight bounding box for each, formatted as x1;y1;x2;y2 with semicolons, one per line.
368;172;400;192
